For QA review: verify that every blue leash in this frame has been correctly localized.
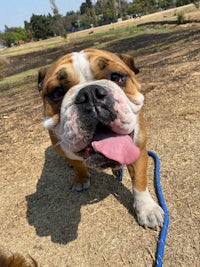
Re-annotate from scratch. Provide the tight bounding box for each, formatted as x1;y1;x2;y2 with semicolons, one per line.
148;150;169;267
113;150;169;267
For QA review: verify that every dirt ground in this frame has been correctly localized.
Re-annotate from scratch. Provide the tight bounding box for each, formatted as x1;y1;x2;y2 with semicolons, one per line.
0;24;200;267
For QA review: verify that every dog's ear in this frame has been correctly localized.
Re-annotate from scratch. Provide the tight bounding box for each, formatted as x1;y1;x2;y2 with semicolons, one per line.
38;68;48;91
116;53;139;74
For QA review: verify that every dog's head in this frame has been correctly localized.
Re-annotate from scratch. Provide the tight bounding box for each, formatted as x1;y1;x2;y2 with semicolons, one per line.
38;49;144;169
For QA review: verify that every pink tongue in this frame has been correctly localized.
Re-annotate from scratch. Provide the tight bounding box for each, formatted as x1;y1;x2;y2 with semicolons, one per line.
92;134;140;165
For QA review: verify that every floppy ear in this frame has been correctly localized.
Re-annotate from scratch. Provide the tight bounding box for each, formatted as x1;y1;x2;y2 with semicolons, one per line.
38;68;48;91
116;53;139;74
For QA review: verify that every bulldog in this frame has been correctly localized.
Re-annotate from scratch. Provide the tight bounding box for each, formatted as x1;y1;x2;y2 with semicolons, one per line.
38;49;164;229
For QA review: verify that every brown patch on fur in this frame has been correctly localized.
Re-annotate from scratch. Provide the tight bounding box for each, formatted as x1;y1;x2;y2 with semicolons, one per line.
127;112;148;191
38;68;48;91
0;253;38;267
56;68;68;81
116;53;139;74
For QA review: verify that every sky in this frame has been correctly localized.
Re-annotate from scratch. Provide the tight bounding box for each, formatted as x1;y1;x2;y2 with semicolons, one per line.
0;0;87;32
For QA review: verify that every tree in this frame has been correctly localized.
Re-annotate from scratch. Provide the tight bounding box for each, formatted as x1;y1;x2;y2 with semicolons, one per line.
86;0;92;9
24;20;33;40
17;27;27;40
157;0;175;9
0;26;27;47
80;2;87;14
63;11;81;31
95;0;117;23
30;14;54;39
176;0;191;6
80;0;97;26
127;1;143;15
80;0;93;13
1;31;16;47
49;0;65;36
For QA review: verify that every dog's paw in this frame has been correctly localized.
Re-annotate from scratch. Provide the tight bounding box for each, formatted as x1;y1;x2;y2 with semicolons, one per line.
133;188;164;229
71;179;91;192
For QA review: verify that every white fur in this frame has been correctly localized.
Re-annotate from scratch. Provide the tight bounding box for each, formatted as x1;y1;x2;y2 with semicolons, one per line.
134;92;144;109
133;187;164;229
54;123;84;161
43;116;57;129
72;51;94;83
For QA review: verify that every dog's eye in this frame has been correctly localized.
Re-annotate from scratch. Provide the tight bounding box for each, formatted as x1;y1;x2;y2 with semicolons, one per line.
110;73;126;86
48;87;66;102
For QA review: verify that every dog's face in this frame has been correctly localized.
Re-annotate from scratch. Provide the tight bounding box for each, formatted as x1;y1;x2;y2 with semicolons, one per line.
38;49;144;169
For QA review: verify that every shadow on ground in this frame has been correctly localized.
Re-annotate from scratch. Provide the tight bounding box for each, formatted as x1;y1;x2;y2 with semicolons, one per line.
105;27;200;55
26;147;135;244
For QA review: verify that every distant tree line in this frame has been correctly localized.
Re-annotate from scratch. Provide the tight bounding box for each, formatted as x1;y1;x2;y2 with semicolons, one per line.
0;0;198;47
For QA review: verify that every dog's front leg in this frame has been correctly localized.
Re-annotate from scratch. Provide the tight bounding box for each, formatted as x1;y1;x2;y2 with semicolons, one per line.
127;112;164;229
127;147;164;229
66;158;90;192
49;130;90;192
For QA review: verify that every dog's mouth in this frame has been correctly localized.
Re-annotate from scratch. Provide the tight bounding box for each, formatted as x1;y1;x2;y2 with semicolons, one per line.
79;123;140;170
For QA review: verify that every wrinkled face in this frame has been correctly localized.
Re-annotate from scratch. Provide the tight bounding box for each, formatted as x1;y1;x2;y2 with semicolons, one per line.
39;49;144;169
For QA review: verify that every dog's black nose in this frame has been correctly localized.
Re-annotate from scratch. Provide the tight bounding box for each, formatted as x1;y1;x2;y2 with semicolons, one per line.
75;84;117;122
75;85;108;111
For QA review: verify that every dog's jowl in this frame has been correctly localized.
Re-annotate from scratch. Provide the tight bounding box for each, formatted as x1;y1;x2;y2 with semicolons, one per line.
38;49;164;229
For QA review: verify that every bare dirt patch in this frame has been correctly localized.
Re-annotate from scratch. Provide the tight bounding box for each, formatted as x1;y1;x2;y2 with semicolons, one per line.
0;24;200;267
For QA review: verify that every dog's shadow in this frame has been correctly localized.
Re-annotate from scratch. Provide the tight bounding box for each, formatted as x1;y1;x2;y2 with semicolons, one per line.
26;146;135;244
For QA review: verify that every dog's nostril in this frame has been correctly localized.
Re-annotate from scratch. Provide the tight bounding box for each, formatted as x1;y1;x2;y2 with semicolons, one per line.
94;86;107;100
75;90;90;104
78;92;89;104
